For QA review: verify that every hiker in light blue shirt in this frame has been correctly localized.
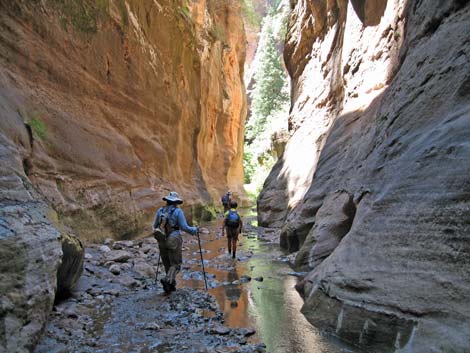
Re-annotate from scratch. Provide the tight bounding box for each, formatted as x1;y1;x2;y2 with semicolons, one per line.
152;191;198;293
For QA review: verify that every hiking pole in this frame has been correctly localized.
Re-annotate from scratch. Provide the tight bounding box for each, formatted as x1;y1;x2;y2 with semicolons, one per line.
196;230;208;291
155;252;161;285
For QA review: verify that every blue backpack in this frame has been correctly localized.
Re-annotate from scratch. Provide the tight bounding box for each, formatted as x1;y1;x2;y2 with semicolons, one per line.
225;210;240;228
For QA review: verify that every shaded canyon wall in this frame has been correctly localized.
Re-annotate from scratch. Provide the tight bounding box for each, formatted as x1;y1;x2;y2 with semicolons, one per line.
0;0;246;351
258;0;470;351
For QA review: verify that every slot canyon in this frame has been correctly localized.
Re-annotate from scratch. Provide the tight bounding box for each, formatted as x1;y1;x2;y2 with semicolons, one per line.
0;0;469;352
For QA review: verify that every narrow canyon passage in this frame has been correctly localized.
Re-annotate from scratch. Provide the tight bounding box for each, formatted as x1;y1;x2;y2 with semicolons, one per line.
36;213;360;353
1;0;469;352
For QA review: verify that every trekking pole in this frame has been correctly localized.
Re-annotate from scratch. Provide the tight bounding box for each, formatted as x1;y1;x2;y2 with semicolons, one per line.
196;230;208;291
155;252;161;285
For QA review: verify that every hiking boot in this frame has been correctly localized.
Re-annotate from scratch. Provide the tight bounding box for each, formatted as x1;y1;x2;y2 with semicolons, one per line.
160;279;171;294
228;249;231;255
232;252;236;259
169;281;176;292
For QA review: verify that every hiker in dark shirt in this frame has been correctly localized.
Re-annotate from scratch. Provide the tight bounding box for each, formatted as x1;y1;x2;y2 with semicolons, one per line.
222;201;243;259
221;190;232;213
153;191;198;293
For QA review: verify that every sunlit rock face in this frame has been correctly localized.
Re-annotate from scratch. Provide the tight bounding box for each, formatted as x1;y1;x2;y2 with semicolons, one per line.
0;0;245;350
258;0;470;351
0;0;246;241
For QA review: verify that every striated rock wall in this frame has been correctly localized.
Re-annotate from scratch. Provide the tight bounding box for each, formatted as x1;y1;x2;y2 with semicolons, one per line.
258;0;470;351
0;127;62;351
0;0;246;350
0;0;246;241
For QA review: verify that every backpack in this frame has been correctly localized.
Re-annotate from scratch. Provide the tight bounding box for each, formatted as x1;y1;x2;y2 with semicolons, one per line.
153;207;177;241
225;210;240;228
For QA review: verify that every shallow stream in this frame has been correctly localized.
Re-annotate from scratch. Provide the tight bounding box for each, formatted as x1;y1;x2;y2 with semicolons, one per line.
180;215;360;353
36;213;362;353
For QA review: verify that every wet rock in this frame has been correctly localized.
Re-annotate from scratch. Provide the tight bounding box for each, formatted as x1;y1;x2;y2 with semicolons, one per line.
240;275;251;283
237;327;256;337
105;250;132;263
254;343;267;352
109;264;121;275
86;287;103;297
103;289;120;297
120;263;132;271
114;275;138;288
64;308;79;319
99;245;111;253
231;280;240;285
254;277;264;282
199;227;210;234
103;238;113;245
209;324;231;335
144;323;161;330
84;253;93;260
112;240;134;249
133;261;156;278
84;265;95;274
141;245;154;254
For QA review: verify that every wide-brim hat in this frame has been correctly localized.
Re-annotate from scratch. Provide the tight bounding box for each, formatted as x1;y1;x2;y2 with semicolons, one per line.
163;191;183;204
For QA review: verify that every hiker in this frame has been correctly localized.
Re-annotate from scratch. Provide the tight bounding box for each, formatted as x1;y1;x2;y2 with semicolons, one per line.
221;190;232;213
152;191;198;293
222;200;243;259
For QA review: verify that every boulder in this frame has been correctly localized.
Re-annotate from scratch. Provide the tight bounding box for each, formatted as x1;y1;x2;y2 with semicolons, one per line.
56;232;84;299
133;262;156;278
112;240;134;250
105;250;132;263
99;245;111;253
109;264;121;275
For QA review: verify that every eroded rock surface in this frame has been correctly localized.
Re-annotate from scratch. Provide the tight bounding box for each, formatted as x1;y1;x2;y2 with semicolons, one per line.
258;0;470;351
0;0;247;241
0;133;62;352
0;0;247;350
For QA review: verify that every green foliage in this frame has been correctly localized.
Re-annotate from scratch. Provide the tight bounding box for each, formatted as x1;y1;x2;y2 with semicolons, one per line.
243;4;290;195
243;150;256;184
49;0;110;33
240;0;261;27
117;0;128;27
180;6;190;18
29;117;47;140
250;19;289;122
179;0;191;19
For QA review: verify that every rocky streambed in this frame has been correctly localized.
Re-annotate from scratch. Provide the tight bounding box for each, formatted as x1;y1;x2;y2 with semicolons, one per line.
36;215;359;353
35;236;264;353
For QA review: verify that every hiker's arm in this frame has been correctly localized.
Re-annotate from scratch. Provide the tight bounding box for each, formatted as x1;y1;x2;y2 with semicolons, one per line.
221;211;229;236
239;218;243;234
176;209;198;235
152;209;161;230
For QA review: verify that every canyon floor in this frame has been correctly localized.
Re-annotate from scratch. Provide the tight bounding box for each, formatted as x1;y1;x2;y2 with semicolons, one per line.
35;214;359;353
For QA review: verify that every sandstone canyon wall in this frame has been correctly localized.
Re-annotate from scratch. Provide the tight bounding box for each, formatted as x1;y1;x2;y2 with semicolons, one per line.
258;0;470;351
0;0;246;241
0;0;246;351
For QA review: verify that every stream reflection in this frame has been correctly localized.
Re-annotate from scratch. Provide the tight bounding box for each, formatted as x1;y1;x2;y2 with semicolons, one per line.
179;218;360;353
